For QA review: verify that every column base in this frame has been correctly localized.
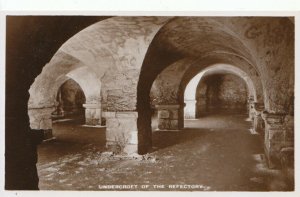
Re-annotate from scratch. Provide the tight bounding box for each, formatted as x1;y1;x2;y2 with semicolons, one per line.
156;104;181;130
252;103;265;137
262;112;294;169
103;112;138;154
83;103;102;126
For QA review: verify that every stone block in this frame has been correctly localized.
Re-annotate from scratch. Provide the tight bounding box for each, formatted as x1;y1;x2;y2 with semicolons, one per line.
28;107;55;130
103;111;116;118
158;110;169;119
158;119;170;130
171;110;178;119
170;120;179;130
106;119;120;129
86;118;101;125
116;112;138;118
105;111;138;154
106;141;121;154
118;118;138;131
270;130;285;141
85;107;101;125
127;131;138;144
280;147;294;168
39;118;53;130
253;114;264;134
124;144;138;154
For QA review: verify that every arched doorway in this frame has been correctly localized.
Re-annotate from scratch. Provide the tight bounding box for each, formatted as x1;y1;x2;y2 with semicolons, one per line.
52;79;86;122
183;63;258;121
184;72;250;130
196;73;248;116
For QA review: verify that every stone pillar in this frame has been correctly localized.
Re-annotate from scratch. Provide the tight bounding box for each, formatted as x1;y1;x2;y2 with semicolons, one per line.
261;112;294;169
248;96;255;120
155;104;181;130
103;111;138;154
184;100;197;119
28;106;55;139
82;103;101;126
253;103;264;135
53;88;65;117
281;115;294;169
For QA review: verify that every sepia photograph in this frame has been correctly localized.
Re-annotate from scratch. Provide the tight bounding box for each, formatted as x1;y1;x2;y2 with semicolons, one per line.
0;0;299;195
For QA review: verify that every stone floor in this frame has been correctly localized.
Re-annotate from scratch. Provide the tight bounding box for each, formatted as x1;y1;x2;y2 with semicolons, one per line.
37;112;294;191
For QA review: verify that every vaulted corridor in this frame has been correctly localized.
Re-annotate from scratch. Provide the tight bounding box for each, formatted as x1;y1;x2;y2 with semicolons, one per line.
5;16;294;191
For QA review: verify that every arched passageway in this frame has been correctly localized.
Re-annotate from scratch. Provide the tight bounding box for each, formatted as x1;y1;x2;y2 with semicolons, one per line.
53;79;86;120
139;17;294;172
195;73;248;116
183;63;256;119
28;64;103;139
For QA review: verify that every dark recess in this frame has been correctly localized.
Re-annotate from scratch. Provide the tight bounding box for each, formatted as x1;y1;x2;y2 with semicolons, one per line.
5;16;110;190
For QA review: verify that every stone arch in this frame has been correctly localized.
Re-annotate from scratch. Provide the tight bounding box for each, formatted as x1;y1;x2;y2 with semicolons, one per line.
138;17;294;161
27;16;294;166
54;78;86;117
183;63;256;119
28;52;83;131
66;66;102;125
28;16;172;154
150;53;264;130
28;64;102;131
195;72;249;117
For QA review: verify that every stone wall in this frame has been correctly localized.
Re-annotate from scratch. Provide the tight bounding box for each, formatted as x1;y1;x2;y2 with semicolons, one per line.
262;113;294;169
197;74;248;114
150;59;192;106
60;17;171;112
59;79;86;115
155;104;182;130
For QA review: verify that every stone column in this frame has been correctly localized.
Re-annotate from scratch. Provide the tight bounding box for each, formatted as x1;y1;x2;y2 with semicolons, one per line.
248;96;255;120
103;111;138;154
184;100;197;119
155;104;181;130
253;103;264;135
28;106;56;139
261;112;294;169
82;103;101;126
